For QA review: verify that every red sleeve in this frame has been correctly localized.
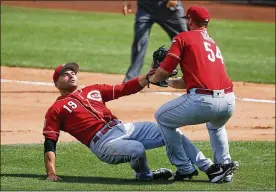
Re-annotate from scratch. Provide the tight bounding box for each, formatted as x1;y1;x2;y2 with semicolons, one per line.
160;55;180;73
43;106;60;142
160;35;184;73
97;77;143;102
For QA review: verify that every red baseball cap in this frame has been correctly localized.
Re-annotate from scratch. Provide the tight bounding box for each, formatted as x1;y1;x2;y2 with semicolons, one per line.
53;62;79;82
183;6;210;23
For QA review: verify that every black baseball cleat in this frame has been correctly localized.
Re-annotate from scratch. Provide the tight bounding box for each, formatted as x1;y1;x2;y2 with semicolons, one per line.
152;168;173;180
173;169;199;181
206;161;237;183
223;161;240;182
223;173;233;182
231;161;239;170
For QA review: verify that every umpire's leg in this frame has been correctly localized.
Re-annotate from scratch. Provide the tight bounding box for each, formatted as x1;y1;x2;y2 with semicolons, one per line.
123;7;154;82
157;7;187;40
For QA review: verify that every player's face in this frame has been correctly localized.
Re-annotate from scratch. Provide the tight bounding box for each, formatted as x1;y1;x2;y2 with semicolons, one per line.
56;69;78;91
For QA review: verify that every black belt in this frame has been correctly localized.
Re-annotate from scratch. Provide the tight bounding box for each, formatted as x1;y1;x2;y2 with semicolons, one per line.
91;120;119;145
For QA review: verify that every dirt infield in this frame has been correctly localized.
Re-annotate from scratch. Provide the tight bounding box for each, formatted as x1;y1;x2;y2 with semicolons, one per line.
1;1;275;144
1;67;275;144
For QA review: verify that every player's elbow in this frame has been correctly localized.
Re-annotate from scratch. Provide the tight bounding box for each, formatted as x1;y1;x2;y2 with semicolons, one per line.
44;138;57;154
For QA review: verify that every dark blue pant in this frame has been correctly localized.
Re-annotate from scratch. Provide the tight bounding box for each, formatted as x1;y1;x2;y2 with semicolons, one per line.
123;7;187;82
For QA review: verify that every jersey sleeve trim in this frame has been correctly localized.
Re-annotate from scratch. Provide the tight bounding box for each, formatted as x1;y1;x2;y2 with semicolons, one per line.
43;130;60;134
168;53;181;60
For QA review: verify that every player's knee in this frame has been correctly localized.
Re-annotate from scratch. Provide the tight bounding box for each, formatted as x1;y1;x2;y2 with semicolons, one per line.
130;143;146;158
155;111;171;129
154;109;164;124
155;111;179;130
206;122;224;130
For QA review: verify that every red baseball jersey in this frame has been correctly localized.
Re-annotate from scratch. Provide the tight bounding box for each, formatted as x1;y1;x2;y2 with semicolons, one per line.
160;29;233;91
43;78;143;146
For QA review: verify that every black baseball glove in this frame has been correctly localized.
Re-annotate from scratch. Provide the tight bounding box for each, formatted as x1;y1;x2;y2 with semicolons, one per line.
147;45;178;88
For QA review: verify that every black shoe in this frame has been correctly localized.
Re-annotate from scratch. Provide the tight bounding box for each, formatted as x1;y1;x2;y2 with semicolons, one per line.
173;169;199;181
206;162;237;183
222;161;239;182
231;161;239;170
152;168;173;180
223;173;233;182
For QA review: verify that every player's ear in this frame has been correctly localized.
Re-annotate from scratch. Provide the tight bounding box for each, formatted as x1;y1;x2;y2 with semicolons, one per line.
188;18;193;26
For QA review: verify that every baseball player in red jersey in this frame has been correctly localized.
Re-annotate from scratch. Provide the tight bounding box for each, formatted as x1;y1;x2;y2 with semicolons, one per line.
148;6;238;183
43;62;229;182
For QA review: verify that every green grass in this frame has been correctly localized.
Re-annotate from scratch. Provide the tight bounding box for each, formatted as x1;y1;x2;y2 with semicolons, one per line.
1;6;275;83
1;141;275;191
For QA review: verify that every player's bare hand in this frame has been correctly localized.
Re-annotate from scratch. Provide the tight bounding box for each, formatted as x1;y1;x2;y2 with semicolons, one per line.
46;174;61;181
122;3;132;16
166;0;178;9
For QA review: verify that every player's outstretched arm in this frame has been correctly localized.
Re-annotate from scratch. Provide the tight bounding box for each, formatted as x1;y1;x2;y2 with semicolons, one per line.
44;139;61;181
44;152;60;181
167;77;186;89
98;68;157;102
149;67;171;84
138;68;157;87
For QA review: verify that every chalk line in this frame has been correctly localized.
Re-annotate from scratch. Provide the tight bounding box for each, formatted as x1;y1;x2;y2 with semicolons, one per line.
142;91;275;104
1;79;275;104
1;79;54;86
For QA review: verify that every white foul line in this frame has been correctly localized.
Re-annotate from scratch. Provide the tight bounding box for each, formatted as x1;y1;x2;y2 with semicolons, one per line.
144;91;275;104
1;79;54;86
236;97;275;104
1;79;275;104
